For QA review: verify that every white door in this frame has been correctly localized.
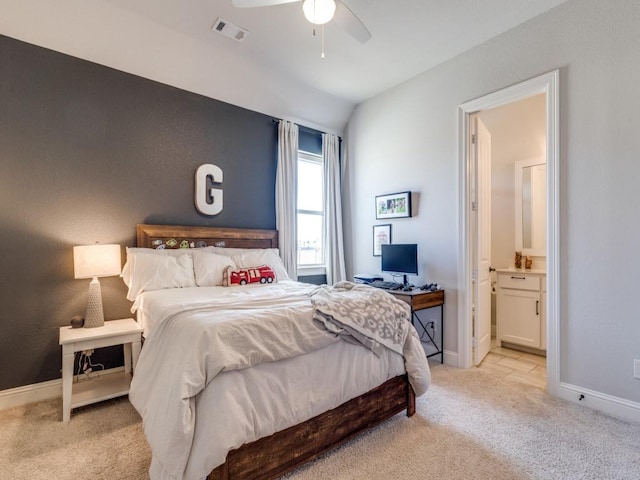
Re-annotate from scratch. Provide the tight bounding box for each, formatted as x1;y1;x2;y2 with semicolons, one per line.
474;116;492;365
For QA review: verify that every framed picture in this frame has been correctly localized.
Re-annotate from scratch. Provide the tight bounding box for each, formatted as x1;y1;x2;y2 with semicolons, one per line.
373;224;391;256
375;191;412;219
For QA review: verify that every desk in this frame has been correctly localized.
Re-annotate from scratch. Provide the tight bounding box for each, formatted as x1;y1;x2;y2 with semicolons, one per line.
389;289;445;363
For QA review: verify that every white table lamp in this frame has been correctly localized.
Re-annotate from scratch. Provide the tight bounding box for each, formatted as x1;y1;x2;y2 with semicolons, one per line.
73;244;121;328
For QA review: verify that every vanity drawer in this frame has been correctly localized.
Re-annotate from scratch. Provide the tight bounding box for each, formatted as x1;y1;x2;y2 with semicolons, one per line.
498;274;540;291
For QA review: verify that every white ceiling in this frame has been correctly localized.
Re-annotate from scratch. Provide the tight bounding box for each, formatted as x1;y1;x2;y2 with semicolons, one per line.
0;0;568;132
106;0;568;104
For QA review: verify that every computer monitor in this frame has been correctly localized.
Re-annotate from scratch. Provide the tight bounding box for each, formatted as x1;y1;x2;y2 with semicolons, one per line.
381;243;418;286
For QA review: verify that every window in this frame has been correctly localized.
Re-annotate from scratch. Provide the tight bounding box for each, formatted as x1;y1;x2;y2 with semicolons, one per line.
297;151;324;267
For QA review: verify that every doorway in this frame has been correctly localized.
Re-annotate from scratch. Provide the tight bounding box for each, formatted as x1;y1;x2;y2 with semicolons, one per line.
457;70;560;396
476;95;547;388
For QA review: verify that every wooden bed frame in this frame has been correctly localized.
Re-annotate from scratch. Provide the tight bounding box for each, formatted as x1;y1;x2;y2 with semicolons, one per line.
136;224;416;480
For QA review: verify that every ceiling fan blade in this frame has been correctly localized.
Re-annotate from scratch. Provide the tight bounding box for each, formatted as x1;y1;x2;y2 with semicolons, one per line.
232;0;300;7
333;0;371;44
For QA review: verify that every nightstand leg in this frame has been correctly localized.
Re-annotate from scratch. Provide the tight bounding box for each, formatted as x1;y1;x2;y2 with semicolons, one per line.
131;338;141;373
62;349;74;422
124;343;132;374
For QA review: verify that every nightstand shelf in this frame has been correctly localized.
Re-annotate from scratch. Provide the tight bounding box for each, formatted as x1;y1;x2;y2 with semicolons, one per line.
59;318;142;422
70;370;133;409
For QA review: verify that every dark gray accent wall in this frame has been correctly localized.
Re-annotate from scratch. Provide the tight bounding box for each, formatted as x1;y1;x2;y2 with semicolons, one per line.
0;35;279;391
299;128;322;155
299;275;327;286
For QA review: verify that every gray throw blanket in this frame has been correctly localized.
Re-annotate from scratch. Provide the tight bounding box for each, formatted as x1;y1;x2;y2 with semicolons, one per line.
310;281;411;356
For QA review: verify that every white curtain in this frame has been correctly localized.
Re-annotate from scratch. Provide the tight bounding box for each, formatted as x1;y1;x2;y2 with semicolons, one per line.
276;120;299;280
322;133;347;284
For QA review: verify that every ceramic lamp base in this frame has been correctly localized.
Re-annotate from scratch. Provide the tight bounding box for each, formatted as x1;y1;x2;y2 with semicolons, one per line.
84;277;105;328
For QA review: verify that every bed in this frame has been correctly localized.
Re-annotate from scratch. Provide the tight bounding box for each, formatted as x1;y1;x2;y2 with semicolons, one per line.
128;224;430;480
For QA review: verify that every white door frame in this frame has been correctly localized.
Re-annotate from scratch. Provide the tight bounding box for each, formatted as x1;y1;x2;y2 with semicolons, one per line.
456;70;560;395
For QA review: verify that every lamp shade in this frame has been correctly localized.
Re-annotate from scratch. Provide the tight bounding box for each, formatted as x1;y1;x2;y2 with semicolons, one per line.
73;244;121;279
302;0;336;25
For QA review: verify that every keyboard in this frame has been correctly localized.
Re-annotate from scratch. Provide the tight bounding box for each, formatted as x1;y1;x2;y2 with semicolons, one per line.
369;280;402;290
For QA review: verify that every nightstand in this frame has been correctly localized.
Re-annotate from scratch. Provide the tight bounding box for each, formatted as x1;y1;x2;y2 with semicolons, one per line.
59;318;142;422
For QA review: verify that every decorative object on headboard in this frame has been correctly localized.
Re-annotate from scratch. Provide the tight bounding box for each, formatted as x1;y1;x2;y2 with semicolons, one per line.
194;164;223;216
152;238;207;250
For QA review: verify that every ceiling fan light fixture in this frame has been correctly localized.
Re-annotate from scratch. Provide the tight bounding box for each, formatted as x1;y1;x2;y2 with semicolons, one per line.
302;0;336;25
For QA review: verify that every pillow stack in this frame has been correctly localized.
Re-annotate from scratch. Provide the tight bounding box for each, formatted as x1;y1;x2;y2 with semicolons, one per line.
121;246;290;301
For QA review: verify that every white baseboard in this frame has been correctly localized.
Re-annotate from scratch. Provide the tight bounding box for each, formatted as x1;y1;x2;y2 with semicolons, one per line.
0;367;125;411
421;348;459;367
0;378;62;411
558;382;640;424
423;344;457;367
444;349;458;366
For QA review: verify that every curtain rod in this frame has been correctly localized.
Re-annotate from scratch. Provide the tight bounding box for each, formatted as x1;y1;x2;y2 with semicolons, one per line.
271;118;324;136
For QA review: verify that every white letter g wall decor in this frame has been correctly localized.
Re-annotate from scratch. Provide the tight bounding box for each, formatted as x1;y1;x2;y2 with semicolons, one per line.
195;164;223;215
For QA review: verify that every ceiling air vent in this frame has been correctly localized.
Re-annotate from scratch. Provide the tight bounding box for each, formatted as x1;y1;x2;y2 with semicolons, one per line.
212;18;249;42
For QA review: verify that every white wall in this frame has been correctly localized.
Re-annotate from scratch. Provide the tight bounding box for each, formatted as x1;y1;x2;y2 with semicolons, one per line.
344;0;640;404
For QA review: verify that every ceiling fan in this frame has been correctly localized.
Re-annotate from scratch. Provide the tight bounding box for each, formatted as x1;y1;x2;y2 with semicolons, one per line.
232;0;371;44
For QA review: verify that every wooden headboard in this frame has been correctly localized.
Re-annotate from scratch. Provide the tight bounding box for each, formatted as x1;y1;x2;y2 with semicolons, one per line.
136;224;279;250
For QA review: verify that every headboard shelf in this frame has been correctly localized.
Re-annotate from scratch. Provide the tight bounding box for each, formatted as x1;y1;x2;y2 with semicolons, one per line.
136;224;279;250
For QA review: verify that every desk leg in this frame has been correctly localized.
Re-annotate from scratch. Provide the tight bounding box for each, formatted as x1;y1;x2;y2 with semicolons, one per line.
62;348;74;422
440;305;444;364
413;306;444;364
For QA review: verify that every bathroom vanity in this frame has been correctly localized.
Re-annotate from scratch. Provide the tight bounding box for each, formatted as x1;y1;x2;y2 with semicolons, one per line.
496;268;546;352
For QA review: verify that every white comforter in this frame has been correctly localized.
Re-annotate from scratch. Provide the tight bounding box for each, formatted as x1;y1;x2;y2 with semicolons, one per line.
129;281;430;480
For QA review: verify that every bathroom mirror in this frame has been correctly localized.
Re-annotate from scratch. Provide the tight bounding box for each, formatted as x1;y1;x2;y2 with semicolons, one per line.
515;157;546;256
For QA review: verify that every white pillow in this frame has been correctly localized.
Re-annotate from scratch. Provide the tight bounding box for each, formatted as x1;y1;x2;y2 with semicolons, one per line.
191;250;236;287
125;253;196;301
121;247;193;287
231;249;290;281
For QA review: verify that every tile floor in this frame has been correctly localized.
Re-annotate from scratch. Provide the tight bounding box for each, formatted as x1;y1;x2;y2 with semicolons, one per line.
476;339;547;390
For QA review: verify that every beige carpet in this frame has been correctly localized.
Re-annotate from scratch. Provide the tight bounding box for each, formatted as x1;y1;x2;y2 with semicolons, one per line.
1;365;638;480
